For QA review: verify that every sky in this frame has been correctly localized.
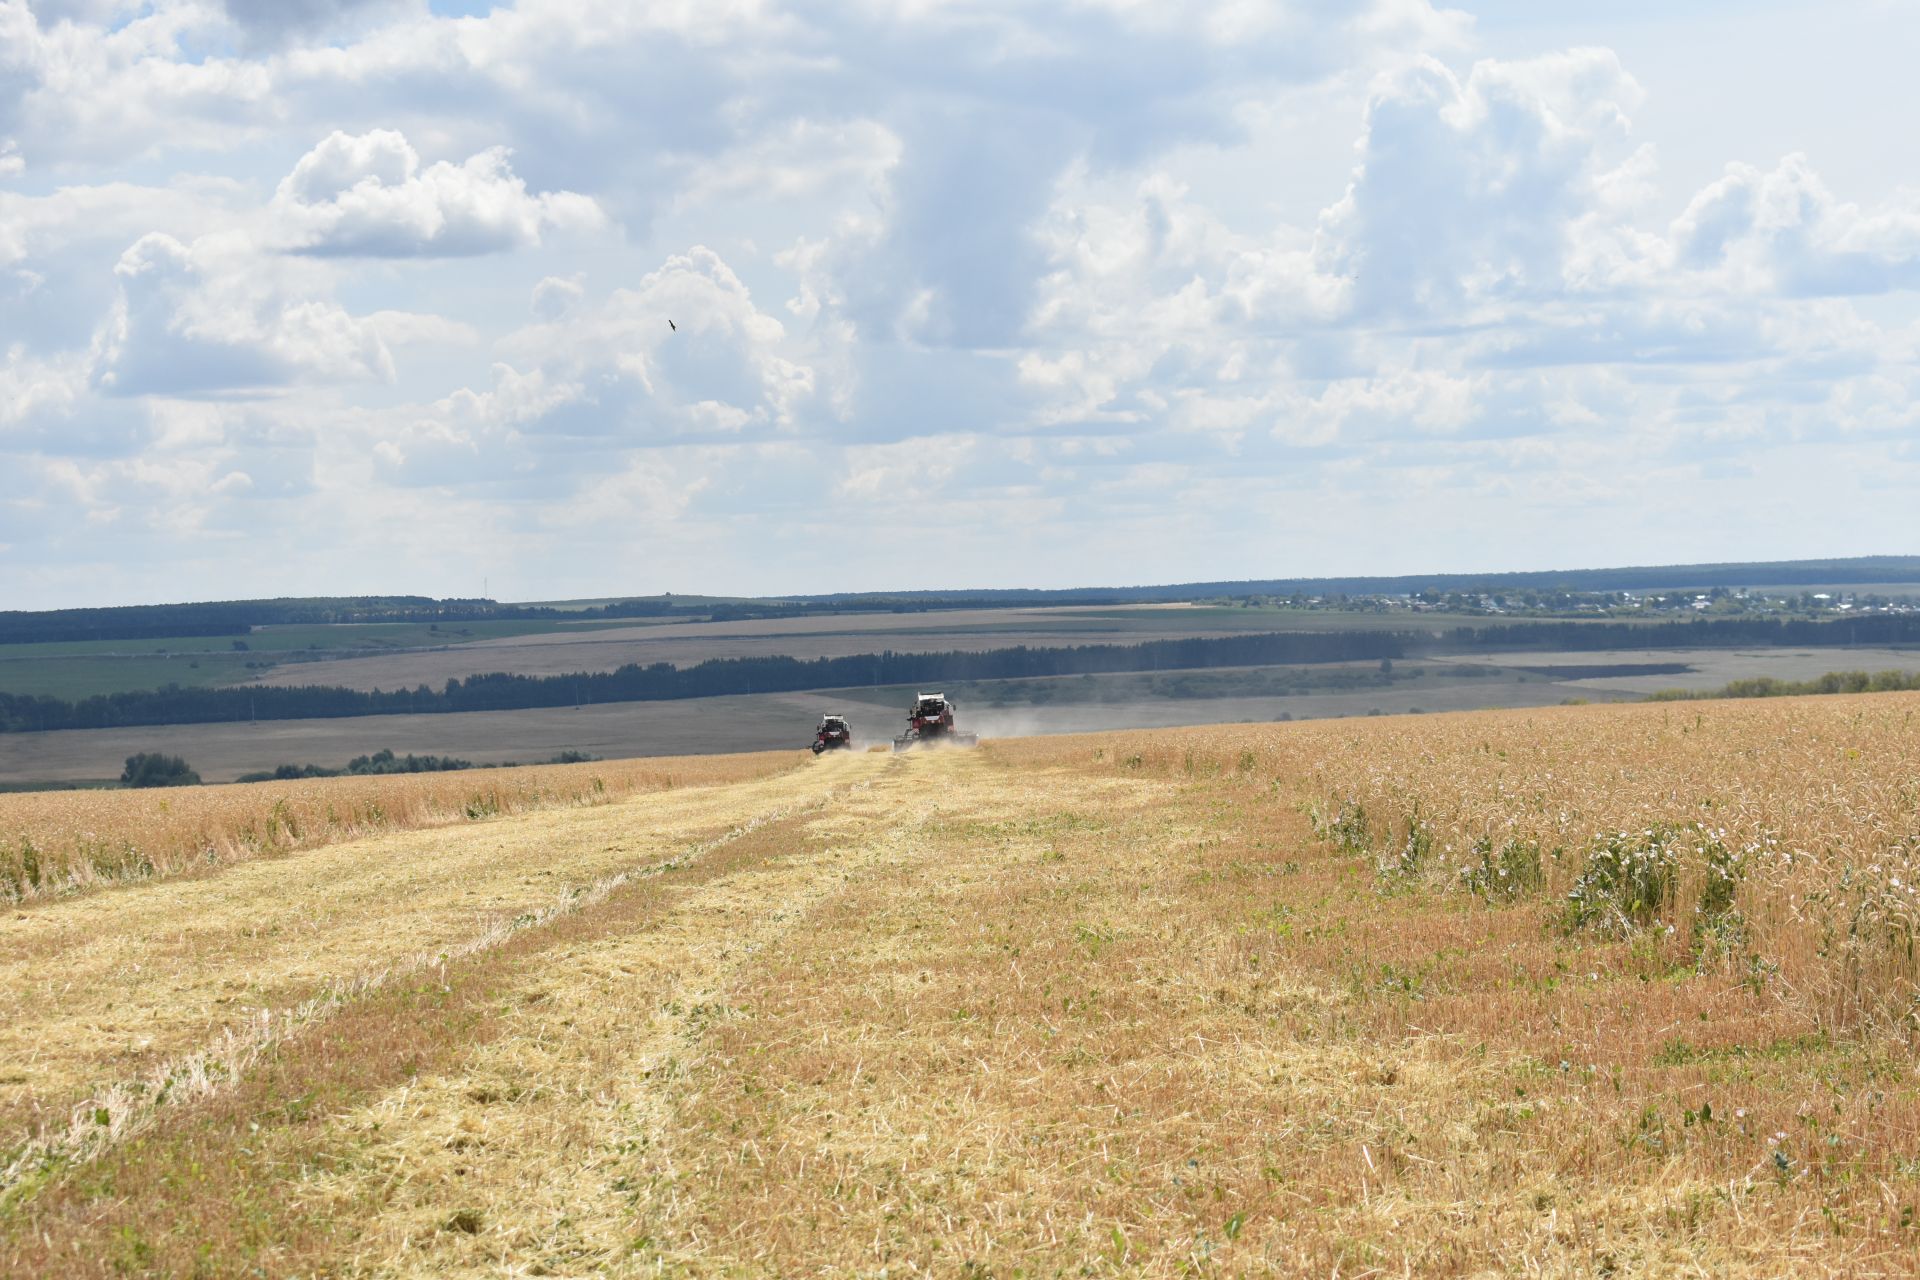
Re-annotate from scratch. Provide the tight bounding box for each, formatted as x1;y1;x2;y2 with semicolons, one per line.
2;0;1917;607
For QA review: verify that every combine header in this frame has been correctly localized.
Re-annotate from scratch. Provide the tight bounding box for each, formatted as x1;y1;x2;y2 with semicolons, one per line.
891;692;978;752
811;714;854;754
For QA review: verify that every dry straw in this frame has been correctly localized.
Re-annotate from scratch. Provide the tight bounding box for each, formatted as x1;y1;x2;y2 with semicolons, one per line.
1003;692;1920;1034
0;775;863;1201
0;752;800;904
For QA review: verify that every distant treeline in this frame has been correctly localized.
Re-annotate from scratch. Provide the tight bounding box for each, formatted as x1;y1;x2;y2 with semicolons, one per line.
0;630;1403;732
18;554;1916;646
236;748;475;782
0;595;682;645
1649;670;1920;702
0;591;1146;645
237;747;597;782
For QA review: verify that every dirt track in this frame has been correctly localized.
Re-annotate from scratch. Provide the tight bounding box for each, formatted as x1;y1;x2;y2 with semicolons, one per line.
0;754;875;1133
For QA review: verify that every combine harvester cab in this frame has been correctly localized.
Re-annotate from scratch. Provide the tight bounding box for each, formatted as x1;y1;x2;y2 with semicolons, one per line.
811;714;854;754
891;692;979;752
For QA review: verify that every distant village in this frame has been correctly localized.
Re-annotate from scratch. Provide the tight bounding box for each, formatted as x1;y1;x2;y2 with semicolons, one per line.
1219;587;1920;619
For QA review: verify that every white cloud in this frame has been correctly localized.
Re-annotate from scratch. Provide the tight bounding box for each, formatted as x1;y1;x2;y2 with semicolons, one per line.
530;274;584;321
0;343;88;430
0;180;226;273
1316;48;1648;317
838;435;973;500
1007;40;1920;477
506;245;817;433
0;3;44;157
372;363;581;488
375;245;818;490
2;3;275;167
675;119;901;211
273;129;605;257
219;0;412;48
1672;154;1920;297
5;0;1920;603
96;230;396;395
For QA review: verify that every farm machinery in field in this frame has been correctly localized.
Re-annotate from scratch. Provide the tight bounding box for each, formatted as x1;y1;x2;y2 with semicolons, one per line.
891;692;978;752
811;714;854;754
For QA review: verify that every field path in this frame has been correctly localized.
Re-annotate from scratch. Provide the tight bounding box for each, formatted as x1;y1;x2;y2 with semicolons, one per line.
264;746;1181;1276
295;756;980;1274
0;752;877;1138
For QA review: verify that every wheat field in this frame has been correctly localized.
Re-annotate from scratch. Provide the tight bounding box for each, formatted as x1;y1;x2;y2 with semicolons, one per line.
0;751;800;904
4;694;1920;1275
1015;693;1920;1032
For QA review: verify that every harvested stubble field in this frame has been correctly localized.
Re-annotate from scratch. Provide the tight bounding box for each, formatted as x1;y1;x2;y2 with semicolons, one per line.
0;752;800;904
4;694;1920;1276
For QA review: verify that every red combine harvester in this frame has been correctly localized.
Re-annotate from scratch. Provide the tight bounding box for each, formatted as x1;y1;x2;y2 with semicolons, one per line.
811;714;854;754
891;692;978;752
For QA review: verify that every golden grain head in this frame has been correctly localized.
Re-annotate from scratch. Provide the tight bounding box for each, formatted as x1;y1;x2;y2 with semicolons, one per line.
998;691;1920;1032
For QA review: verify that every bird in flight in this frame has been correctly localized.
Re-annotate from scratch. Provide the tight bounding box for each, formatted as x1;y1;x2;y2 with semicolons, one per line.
667;319;677;331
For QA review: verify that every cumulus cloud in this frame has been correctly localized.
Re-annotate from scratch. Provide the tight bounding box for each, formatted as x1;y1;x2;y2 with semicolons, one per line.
375;245;817;489
1;2;274;167
509;245;815;434
1316;49;1648;317
530;274;584;322
1672;154;1920;297
0;343;88;433
220;0;411;48
0;398;325;570
372;363;580;489
748;1;1466;351
675;119;902;210
1009;38;1920;473
0;3;43;151
1018;172;1341;432
273;130;605;257
5;0;1920;602
0;178;252;354
95;231;396;395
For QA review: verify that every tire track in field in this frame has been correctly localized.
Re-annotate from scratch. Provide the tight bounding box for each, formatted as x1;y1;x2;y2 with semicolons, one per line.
283;753;967;1277
0;757;888;1202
